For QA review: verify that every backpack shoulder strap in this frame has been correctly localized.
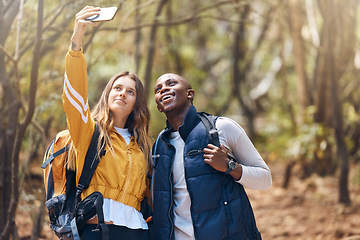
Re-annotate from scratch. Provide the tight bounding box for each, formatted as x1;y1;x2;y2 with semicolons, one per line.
41;129;72;169
198;112;220;147
76;122;106;199
41;143;70;169
42;133;71;201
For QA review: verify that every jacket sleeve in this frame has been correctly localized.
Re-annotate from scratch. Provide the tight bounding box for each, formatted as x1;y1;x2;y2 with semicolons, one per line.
217;117;272;190
62;48;95;165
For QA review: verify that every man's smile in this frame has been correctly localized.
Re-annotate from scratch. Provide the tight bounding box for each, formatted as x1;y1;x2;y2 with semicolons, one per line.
160;93;174;103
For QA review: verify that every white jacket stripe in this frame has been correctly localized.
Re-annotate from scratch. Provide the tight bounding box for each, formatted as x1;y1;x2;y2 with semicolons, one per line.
64;73;89;123
64;72;88;111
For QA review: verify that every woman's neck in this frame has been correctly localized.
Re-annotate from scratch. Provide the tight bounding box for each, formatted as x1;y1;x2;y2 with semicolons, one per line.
112;115;128;128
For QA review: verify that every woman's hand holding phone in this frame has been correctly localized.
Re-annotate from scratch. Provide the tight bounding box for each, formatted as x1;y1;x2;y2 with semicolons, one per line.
85;7;118;22
71;6;100;51
71;6;118;51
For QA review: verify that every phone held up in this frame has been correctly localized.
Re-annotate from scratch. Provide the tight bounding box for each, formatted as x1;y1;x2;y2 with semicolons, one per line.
85;7;118;22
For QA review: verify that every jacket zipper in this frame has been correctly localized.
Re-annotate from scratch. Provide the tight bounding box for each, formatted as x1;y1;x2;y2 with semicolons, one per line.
160;136;175;239
120;146;133;203
168;145;175;239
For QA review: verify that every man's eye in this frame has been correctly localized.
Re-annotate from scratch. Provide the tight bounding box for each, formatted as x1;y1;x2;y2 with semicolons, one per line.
155;87;161;93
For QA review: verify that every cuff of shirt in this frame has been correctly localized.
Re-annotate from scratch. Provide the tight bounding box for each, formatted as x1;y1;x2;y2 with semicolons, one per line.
68;47;83;56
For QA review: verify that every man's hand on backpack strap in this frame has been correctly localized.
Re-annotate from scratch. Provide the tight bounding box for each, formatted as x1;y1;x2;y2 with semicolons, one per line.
203;144;242;181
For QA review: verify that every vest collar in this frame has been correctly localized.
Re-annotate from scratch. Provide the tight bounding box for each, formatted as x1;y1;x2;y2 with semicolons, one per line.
164;105;201;142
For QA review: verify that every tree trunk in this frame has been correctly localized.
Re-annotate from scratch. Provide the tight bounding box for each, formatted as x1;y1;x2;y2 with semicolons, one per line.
231;4;255;137
135;0;142;73
144;0;168;97
0;0;21;235
288;0;311;124
317;0;358;204
314;1;334;127
165;1;183;75
1;0;44;238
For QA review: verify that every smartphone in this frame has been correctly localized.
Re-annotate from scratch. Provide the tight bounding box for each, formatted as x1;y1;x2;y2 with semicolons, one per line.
85;7;118;22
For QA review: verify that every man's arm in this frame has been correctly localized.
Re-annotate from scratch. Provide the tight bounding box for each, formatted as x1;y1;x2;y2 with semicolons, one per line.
204;117;272;190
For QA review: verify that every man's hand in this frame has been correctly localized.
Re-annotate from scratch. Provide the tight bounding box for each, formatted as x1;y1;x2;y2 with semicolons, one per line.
203;144;242;181
203;144;229;172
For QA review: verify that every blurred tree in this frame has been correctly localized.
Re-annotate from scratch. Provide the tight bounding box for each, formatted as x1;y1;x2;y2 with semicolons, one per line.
0;0;359;237
288;0;312;123
0;0;85;237
0;0;43;238
144;0;168;97
282;0;358;204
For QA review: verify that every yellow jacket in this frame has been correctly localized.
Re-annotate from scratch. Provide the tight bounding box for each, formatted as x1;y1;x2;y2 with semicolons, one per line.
62;49;147;211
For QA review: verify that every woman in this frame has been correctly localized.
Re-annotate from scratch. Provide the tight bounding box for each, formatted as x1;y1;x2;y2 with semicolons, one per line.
63;6;151;239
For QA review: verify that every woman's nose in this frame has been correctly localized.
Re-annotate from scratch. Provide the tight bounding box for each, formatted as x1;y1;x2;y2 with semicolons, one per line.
119;89;126;97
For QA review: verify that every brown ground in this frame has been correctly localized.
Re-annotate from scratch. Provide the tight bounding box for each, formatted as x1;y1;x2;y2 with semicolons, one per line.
16;162;360;239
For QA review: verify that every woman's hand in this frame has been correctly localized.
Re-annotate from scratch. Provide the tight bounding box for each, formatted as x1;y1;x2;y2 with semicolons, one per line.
70;6;100;51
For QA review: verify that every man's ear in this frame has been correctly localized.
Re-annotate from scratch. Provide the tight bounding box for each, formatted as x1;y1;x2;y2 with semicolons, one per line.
157;106;163;112
187;89;195;101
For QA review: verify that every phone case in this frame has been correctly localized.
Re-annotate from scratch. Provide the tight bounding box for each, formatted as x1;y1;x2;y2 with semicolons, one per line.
86;7;118;22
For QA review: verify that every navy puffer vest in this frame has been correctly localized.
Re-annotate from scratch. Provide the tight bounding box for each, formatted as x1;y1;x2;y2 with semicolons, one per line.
152;106;261;240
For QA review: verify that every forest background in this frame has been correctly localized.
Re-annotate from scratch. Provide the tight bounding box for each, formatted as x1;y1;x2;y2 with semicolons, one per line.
1;0;360;239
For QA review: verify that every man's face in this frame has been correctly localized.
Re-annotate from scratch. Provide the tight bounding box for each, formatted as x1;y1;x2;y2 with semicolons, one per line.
154;73;193;114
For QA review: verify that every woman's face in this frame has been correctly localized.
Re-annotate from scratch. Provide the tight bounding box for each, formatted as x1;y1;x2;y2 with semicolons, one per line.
108;76;137;121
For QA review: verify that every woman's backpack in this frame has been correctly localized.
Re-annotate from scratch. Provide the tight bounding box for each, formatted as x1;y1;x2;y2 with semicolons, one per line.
41;123;108;240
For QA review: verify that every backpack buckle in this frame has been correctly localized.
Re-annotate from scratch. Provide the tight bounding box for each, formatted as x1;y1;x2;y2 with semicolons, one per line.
76;184;84;194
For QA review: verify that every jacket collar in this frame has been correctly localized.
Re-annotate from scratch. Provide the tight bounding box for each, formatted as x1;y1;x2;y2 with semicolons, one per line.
163;105;201;142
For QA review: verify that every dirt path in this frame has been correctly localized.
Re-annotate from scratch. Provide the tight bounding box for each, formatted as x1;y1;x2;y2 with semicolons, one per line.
247;163;360;240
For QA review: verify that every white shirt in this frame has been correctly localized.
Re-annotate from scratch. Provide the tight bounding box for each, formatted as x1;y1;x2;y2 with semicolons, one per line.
169;132;195;240
102;127;148;229
170;117;272;239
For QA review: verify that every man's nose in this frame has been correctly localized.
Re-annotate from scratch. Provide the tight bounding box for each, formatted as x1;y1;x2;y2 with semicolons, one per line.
160;85;170;94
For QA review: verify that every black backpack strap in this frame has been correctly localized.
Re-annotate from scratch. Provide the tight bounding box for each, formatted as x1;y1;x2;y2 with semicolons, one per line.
198;112;220;147
45;165;54;201
41;144;70;169
93;195;109;240
43;136;61;201
76;122;106;201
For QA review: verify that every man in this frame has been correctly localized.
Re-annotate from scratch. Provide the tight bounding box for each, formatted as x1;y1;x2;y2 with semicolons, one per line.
151;73;272;240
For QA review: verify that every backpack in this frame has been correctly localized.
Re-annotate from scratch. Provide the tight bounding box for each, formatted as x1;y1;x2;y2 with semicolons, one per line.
41;123;108;240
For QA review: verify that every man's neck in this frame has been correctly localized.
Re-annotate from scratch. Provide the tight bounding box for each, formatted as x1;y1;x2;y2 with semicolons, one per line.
165;105;191;131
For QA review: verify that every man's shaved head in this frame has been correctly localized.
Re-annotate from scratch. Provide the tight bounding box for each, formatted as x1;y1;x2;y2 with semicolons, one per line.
156;73;192;90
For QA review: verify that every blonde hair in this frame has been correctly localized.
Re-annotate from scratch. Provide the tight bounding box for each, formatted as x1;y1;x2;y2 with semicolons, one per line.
90;71;151;161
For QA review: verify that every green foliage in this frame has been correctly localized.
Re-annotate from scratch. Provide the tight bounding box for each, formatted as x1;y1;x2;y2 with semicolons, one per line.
4;0;360;173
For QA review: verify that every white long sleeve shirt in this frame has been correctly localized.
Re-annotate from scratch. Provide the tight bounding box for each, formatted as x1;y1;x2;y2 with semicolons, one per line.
170;116;272;240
